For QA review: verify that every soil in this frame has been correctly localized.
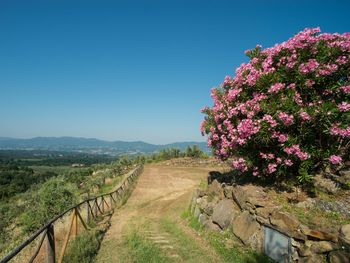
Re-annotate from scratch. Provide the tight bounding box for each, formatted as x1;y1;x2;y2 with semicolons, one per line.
95;163;225;262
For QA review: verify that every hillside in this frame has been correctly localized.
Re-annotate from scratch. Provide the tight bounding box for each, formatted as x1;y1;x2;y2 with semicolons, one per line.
0;137;209;156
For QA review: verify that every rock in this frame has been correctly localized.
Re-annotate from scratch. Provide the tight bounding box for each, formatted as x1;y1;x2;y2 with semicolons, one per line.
212;199;236;229
299;254;326;263
291;248;299;261
256;216;270;225
329;250;350;263
298;245;312;257
313;174;339;194
231;210;262;249
223;185;233;199
198;189;207;197
270;211;300;232
196;196;209;212
232;184;269;210
256;206;276;219
310;241;338;253
205;221;221;232
339;170;350;177
198;213;208;225
301;228;338;242
207;179;223;198
339;224;350;247
203;201;217;216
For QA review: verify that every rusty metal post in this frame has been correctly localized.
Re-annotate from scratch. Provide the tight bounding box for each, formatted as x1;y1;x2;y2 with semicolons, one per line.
45;224;55;263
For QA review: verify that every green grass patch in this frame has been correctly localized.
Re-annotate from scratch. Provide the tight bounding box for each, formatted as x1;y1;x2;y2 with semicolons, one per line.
182;208;273;263
123;232;171;263
160;218;215;263
63;229;104;263
207;231;273;263
97;175;124;195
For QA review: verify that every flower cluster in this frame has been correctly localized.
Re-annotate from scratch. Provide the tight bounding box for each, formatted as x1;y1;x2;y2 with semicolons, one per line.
201;28;350;181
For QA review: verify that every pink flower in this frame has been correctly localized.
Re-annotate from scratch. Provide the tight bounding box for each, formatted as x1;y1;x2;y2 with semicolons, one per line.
232;158;248;172
223;76;231;85
305;79;315;87
338;102;350;112
272;131;288;143
340;85;350;93
329;155;342;165
284;144;310;160
268;83;285;93
253;167;259;176
299;111;311;121
278;112;294;126
237;119;260;139
279;134;289;143
228;88;242;101
284;159;293;166
200;120;206;136
330;124;350;138
267;163;277;174
262;114;278;127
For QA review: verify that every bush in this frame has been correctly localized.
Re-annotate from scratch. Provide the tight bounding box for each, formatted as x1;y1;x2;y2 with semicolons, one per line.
201;28;350;183
21;177;77;233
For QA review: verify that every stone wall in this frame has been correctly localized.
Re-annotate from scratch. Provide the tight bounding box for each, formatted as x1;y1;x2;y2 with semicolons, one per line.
190;180;350;263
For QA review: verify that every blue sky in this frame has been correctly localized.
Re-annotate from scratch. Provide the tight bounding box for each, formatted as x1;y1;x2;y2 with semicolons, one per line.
0;0;349;144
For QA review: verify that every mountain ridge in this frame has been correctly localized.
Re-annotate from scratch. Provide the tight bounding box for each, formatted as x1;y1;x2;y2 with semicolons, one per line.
0;136;209;156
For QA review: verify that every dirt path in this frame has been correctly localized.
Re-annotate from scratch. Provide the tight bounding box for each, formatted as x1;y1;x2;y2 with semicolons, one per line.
95;164;222;263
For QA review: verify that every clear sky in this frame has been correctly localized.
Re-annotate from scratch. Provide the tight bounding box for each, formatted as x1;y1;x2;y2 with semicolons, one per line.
0;0;349;144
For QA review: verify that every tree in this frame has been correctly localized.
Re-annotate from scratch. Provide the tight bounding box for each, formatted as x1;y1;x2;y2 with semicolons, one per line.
201;28;350;183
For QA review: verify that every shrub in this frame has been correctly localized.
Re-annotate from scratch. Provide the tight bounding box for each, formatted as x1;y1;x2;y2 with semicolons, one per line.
201;28;350;183
21;177;77;233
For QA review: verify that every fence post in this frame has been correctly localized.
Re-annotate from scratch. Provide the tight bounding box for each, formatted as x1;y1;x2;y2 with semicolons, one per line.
94;198;98;217
45;224;55;263
101;197;105;213
73;208;78;236
86;201;90;224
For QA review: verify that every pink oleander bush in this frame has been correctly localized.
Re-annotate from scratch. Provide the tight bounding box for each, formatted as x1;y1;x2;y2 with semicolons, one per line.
201;28;350;183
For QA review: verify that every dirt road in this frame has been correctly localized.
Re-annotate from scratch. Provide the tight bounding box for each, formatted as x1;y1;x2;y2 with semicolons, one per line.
95;163;222;263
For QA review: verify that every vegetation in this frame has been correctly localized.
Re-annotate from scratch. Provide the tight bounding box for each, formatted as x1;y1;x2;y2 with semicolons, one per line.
182;208;273;263
20;177;77;233
145;145;207;163
122;232;171;263
201;28;350;184
63;229;105;263
0;151;138;257
0;163;56;199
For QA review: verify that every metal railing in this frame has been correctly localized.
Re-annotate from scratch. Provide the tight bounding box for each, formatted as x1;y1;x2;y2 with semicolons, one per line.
0;165;143;263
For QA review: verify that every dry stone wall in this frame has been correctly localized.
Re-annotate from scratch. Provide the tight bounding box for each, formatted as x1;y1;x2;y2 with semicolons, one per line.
190;180;350;263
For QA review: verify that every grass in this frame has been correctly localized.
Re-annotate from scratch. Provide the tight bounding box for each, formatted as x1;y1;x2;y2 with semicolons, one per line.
160;218;217;263
63;229;104;263
118;230;172;263
182;208;274;263
273;193;350;232
97;175;124;195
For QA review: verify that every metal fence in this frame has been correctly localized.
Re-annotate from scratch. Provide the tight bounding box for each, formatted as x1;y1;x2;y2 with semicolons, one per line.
0;165;143;263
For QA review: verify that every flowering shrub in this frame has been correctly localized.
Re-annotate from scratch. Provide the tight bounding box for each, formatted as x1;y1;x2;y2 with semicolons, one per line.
201;28;350;182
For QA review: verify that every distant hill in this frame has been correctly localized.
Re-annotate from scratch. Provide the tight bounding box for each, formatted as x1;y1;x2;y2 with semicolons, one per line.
0;137;209;156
